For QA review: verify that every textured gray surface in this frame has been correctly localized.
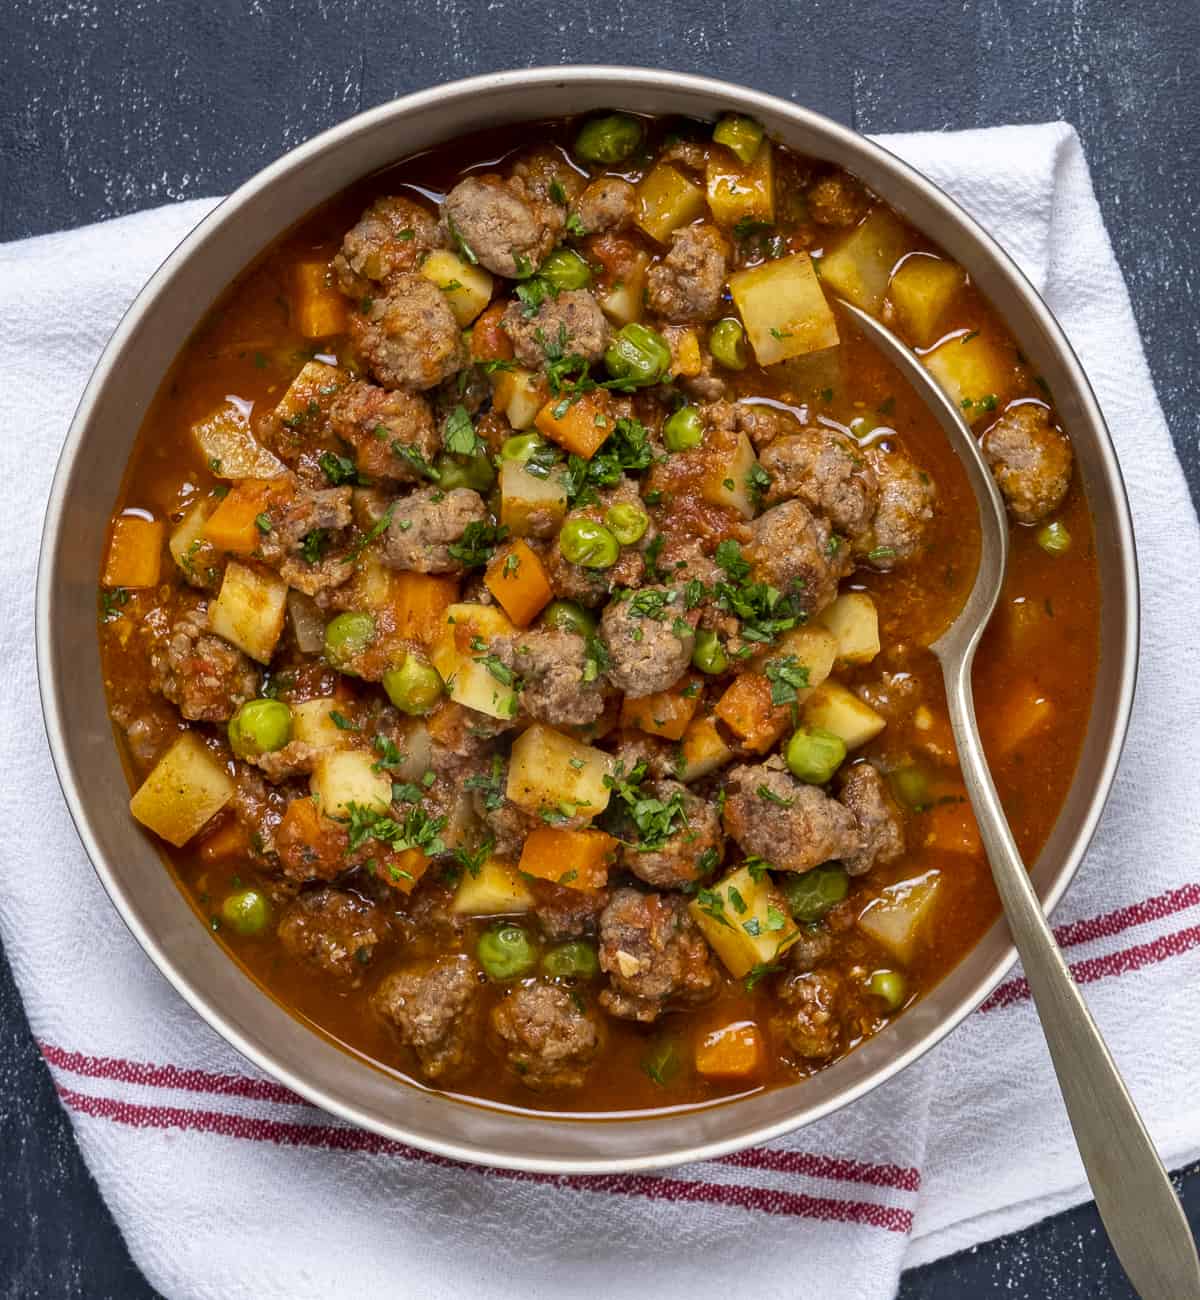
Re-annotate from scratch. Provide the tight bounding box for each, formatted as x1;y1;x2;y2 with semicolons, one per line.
3;0;1199;1295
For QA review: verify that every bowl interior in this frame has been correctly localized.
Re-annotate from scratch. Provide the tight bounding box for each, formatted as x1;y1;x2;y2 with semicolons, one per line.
37;66;1135;1172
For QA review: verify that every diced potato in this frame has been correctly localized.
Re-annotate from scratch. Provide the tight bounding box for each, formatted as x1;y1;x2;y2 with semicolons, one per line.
203;480;279;556
291;260;349;339
676;716;735;782
419;248;494;326
756;625;839;692
428;602;517;721
688;865;799;979
291;698;353;751
444;602;514;640
169;497;217;580
491;366;549;431
706;142;774;229
535;390;613;460
664;325;703;377
599;252;650;327
922;332;1014;425
499;460;569;537
620;678;702;742
923;798;982;857
694;1021;766;1081
208;561;288;664
452;856;535;915
287;589;326;654
635;163;708;244
729;253;839;366
485;540;553;627
271;360;347;429
988;681;1054;756
774;346;844;402
889;254;965;345
103;516;164;589
818;593;880;667
801;680;886;749
857;870;942;963
129;732;234;847
714;673;790;754
310;749;391;819
438;784;482;853
815;207;911;313
190;402;286;480
506;723;614;819
701;430;761;519
518;827;616;892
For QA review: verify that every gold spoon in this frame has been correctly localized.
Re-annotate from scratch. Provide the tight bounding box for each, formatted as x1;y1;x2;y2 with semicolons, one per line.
840;298;1200;1299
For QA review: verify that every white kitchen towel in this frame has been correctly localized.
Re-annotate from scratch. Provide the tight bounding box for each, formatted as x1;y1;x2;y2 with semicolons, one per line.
1;120;1198;1300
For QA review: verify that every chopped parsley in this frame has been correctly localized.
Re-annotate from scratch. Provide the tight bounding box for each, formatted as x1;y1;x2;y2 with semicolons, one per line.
744;960;782;991
371;735;404;772
100;587;130;622
346;505;394;561
318;450;360;486
604;760;689;851
464;754;505;811
763;654;811;706
746;461;772;508
757;783;794;807
390;442;441;482
329;710;357;731
453;835;495;878
254;512;272;534
446;214;478;265
694;887;732;929
565;212;587;237
442;404;484;457
448;520;508;568
340;802;446;857
299;529;328;565
563;417;653;506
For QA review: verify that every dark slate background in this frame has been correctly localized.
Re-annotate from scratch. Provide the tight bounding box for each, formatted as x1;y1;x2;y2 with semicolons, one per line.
3;1;1199;1295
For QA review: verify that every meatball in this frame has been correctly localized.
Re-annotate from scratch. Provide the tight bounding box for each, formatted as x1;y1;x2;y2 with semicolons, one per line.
760;426;879;542
332;195;441;296
383;486;488;574
731;401;799;451
490;982;602;1091
150;609;259;722
277;888;387;983
981;402;1073;525
509;147;583;214
328;381;439;484
771;970;844;1061
786;924;835;973
442;175;556;279
474;788;542;860
723;761;861;874
569;177;636;234
530;878;610;941
619;779;724;890
598;887;719;1023
600;586;698;698
858;447;936;569
645;223;731;322
373;955;482;1082
501;289;611;369
838;762;905;876
609;729;678;783
259;483;353;558
747;500;850;618
350;273;468;391
808;174;868;228
491;627;608;728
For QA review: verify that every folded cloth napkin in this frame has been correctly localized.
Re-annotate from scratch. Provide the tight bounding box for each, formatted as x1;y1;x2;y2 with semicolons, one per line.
2;120;1198;1300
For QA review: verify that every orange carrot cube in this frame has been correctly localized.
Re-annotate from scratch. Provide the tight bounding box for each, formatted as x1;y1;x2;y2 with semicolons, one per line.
103;516;164;588
291;261;349;339
203;480;279;555
695;1021;766;1081
485;540;553;627
714;674;791;753
517;827;616;892
620;676;702;741
534;390;613;459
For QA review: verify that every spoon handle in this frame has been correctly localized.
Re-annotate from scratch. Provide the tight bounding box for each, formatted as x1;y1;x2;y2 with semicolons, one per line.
941;654;1200;1297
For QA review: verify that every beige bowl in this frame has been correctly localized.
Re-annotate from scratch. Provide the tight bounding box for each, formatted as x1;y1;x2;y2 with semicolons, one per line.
36;66;1137;1173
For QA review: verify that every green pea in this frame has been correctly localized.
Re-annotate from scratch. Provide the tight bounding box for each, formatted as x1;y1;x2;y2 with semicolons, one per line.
1036;520;1072;556
221;888;271;937
574;113;643;165
663;405;704;452
501;433;549;463
540;247;593;292
779;862;850;923
435;452;495;492
541;599;597;637
324;611;376;671
691;628;728;675
605;502;649;545
889;764;931;811
785;726;847;785
382;654;444;716
604;323;671;388
709;317;748;371
712;114;765;164
559;518;619;569
227;699;292;760
867;969;908;1011
477;922;537;982
541;940;600;980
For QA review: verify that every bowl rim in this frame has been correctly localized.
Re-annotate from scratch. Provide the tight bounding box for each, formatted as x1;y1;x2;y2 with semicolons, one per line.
36;64;1139;1174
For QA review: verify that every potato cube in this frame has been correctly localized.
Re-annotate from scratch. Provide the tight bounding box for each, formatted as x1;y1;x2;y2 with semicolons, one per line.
889;254;965;345
664;325;703;377
208;561;288;664
291;260;349;339
818;593;881;667
103;516;164;589
499;460;569;537
291;698;353;751
190;402;286;480
419;248;494;326
676;716;735;782
756;625;839;692
802;680;886;749
706;142;774;229
130;732;235;847
922;332;1014;425
729;253;839;366
310;749;392;819
688;865;799;979
429;602;518;721
636;164;708;244
506;723;614;819
271;360;347;430
452;856;535;915
701;431;761;520
816;207;911;313
491;366;550;431
169;497;217;581
857;870;942;963
599;252;650;327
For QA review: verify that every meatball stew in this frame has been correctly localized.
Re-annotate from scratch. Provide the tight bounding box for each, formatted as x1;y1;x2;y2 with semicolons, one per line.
100;113;1100;1114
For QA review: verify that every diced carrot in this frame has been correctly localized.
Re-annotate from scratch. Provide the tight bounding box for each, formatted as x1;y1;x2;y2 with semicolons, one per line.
694;1021;766;1081
388;572;459;645
203;480;279;555
291;260;349;339
989;681;1054;756
923;799;983;857
518;827;617;892
620;676;703;741
197;818;251;864
485;540;553;627
375;848;430;895
470;301;514;363
103;516;164;588
534;390;613;459
714;673;790;753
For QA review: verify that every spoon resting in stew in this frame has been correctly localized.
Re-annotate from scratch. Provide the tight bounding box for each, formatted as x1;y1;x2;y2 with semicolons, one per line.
840;298;1200;1300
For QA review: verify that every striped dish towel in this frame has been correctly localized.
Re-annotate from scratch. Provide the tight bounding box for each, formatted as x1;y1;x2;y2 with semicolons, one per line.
2;121;1198;1300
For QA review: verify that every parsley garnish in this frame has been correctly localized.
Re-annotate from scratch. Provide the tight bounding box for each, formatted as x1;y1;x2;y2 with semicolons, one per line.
329;710;357;731
744;960;782;991
300;529;328;565
757;784;794;807
694;887;733;929
763;655;811;706
372;735;404;772
340;802;446;856
446;214;478;265
464;754;506;811
318;450;360;486
453;835;495;878
448;521;508;568
254;512;272;534
442;404;483;457
391;442;441;482
100;587;130;622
